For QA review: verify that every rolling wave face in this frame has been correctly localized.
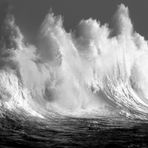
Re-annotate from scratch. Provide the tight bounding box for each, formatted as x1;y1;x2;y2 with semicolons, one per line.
0;4;148;119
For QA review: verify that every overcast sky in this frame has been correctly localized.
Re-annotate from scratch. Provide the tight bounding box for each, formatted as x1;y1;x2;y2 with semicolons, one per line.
0;0;148;43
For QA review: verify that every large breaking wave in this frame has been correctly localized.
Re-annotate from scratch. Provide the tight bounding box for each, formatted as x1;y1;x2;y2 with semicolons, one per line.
0;4;148;119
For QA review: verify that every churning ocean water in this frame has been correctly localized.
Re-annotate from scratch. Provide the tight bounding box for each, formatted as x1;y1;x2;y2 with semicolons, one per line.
0;4;148;148
1;114;148;148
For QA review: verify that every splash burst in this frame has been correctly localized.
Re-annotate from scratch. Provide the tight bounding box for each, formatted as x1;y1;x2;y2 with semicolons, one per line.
0;4;148;120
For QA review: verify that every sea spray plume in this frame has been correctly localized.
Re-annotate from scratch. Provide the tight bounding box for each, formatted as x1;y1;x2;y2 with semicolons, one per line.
111;4;133;36
0;4;148;119
0;15;44;117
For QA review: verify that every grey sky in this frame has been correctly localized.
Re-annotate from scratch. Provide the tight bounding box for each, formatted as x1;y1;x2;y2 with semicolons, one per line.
0;0;148;43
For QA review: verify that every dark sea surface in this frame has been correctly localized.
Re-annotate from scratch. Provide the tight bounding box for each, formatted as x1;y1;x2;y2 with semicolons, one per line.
0;111;148;148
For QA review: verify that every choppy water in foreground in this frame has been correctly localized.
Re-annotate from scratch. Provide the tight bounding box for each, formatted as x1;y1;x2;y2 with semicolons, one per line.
0;112;148;148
